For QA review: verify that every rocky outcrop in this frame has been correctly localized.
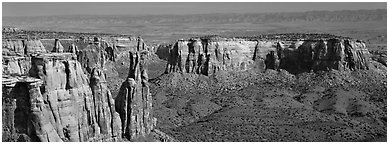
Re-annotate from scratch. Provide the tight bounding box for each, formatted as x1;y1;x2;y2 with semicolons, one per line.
2;53;122;142
2;39;47;56
279;39;371;73
51;39;64;53
2;56;31;76
3;26;19;33
77;43;106;74
115;51;156;141
2;75;42;142
164;36;372;75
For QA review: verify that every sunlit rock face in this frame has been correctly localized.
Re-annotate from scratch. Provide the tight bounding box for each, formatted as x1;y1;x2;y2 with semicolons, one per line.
115;51;155;141
2;39;47;56
2;53;122;142
165;36;371;75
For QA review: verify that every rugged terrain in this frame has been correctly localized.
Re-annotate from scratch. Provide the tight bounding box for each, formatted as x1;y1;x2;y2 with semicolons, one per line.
2;9;387;142
149;35;386;141
1;31;171;141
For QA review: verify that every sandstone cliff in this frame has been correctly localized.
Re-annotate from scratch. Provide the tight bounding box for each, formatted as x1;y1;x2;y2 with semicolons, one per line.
115;51;156;141
279;39;371;73
2;39;47;56
164;36;372;75
2;56;31;76
2;53;122;142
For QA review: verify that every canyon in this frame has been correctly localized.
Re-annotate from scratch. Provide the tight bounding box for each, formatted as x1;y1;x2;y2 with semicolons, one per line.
1;34;167;142
2;28;387;142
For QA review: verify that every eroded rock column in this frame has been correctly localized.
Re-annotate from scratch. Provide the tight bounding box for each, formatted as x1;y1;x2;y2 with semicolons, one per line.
115;51;155;141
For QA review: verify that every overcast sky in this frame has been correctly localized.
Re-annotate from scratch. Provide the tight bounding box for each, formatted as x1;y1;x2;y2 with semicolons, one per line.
3;2;387;17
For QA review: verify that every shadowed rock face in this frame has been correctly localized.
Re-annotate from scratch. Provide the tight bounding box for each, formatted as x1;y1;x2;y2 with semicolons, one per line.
115;51;156;141
279;39;371;73
2;53;122;142
164;37;372;75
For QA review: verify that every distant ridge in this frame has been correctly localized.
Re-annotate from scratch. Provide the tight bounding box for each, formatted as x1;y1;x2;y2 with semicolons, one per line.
4;9;386;25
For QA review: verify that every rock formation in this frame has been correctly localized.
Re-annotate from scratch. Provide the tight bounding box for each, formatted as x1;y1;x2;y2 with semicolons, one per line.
3;39;47;56
77;43;106;74
2;56;31;76
164;36;372;75
3;26;19;33
2;53;122;142
51;39;64;53
115;51;156;141
279;39;371;73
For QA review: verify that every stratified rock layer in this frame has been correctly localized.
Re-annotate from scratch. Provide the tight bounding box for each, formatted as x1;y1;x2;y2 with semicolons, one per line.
2;39;47;56
2;56;31;76
115;51;155;141
165;37;372;75
2;53;122;142
279;39;371;73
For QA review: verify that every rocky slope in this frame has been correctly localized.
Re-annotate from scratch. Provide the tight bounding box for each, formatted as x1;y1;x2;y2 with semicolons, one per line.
2;29;386;142
164;36;372;75
151;67;386;142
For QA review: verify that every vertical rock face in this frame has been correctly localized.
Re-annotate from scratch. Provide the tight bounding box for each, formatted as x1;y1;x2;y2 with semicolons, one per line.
279;39;371;73
164;36;372;75
2;36;154;142
2;76;41;142
89;68;122;141
2;39;47;56
115;51;155;141
115;37;149;54
51;39;64;53
2;56;31;76
68;43;78;53
24;40;47;54
165;37;274;75
77;44;106;74
2;53;122;142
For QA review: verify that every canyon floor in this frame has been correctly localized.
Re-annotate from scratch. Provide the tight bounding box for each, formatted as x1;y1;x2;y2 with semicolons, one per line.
2;11;387;142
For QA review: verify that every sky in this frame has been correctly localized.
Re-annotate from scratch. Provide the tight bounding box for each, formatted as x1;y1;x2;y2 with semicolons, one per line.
2;2;387;17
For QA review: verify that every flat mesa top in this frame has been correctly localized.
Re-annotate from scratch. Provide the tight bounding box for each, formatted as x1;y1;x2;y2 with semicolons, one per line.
195;33;353;41
2;28;355;41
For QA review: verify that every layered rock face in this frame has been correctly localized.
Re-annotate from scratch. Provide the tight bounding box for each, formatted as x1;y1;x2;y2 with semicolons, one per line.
51;39;65;53
115;51;155;141
281;39;371;73
77;43;107;74
2;53;122;142
2;39;47;56
165;37;371;75
2;76;42;142
2;56;31;76
165;37;265;75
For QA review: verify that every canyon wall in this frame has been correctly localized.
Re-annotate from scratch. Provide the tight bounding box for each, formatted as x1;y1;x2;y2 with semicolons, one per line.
2;36;154;142
115;50;156;141
3;53;122;142
164;37;372;75
3;39;47;56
